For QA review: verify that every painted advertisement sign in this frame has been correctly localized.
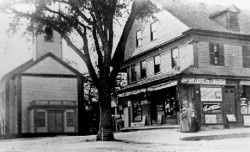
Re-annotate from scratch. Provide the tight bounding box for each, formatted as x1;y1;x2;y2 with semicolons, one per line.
200;87;222;101
181;78;226;85
205;115;217;124
202;103;221;113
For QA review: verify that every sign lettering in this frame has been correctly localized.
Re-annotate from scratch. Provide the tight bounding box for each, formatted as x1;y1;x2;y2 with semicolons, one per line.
181;78;226;85
202;103;221;113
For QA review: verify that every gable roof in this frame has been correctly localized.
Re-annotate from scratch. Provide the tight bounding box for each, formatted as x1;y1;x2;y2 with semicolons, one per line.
0;52;82;82
161;0;250;34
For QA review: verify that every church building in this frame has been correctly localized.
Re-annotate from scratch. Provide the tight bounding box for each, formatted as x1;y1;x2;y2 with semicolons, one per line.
0;27;84;137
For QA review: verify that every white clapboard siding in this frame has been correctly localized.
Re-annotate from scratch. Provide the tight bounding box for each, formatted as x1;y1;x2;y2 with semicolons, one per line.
21;76;78;133
24;56;75;75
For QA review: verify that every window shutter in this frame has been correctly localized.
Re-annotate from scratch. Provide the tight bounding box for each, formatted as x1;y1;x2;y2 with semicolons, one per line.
219;44;225;65
209;43;215;65
242;46;249;67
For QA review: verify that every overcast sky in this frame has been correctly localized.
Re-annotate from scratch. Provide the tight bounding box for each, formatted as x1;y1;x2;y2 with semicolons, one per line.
0;0;250;78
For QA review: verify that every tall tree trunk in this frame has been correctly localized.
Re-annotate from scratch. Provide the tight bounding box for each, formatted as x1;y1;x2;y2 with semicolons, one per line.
96;79;114;141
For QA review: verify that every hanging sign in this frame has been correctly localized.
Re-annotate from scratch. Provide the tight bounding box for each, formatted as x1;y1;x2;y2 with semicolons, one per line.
202;103;221;113
181;78;226;85
200;87;222;101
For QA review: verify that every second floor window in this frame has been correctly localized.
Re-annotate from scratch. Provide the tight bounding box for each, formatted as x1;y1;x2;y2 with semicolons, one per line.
136;30;142;47
140;61;147;78
209;43;224;66
131;64;137;82
242;46;250;68
150;22;157;41
171;48;180;69
44;26;54;42
154;55;161;74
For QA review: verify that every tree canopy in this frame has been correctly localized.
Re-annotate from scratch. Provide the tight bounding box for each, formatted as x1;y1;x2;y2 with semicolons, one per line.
1;0;160;141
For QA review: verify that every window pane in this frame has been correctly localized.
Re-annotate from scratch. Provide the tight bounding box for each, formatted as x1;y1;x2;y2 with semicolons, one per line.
133;100;142;122
44;27;53;41
131;64;136;82
141;61;146;69
138;39;142;47
154;56;160;65
66;112;74;127
136;30;141;38
172;48;179;68
151;22;157;31
37;112;45;127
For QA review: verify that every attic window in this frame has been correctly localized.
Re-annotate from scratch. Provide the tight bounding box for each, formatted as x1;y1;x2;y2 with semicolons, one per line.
229;14;239;31
44;26;54;42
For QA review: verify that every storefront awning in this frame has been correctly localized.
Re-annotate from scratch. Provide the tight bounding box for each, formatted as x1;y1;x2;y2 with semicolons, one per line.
147;80;178;92
118;88;146;97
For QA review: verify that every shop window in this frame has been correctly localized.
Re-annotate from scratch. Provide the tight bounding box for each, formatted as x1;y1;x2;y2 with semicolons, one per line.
66;112;74;127
133;100;142;122
136;30;142;47
44;26;54;42
140;60;147;78
154;55;161;74
131;64;137;82
36;111;45;127
209;43;224;66
242;46;250;68
150;22;157;41
171;48;180;70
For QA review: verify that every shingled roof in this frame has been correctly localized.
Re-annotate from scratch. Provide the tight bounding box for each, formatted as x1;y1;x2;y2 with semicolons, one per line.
161;0;250;34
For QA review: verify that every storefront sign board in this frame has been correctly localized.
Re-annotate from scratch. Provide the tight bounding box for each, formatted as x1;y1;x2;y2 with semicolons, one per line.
243;115;250;126
181;78;226;85
148;81;178;92
205;115;217;124
240;81;250;86
202;103;221;113
200;87;222;101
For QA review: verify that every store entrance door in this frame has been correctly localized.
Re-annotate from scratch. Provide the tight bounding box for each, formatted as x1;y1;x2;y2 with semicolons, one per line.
224;87;236;114
48;111;63;133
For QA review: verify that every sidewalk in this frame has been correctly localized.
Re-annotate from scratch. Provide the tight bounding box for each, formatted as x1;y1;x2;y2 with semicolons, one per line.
120;124;250;141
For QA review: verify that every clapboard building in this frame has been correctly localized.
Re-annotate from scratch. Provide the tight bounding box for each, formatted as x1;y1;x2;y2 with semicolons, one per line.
117;0;250;128
0;27;84;137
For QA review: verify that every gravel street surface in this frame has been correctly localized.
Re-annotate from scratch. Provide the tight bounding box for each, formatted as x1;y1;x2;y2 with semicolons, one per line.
1;128;250;152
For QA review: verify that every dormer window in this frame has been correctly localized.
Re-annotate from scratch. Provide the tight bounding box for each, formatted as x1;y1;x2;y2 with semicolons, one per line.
44;26;54;42
228;13;239;31
209;5;240;32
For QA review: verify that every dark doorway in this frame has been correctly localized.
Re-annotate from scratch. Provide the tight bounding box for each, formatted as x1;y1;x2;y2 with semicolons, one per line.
224;87;236;114
150;86;178;125
48;111;63;133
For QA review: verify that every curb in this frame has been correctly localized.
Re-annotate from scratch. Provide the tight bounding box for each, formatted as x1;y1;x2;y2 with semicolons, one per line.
120;126;180;132
180;133;250;141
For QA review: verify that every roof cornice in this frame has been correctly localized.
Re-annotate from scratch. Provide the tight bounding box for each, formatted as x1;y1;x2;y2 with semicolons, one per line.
183;29;250;41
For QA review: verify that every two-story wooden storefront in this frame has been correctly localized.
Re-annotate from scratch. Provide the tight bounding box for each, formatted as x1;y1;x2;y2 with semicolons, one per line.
117;0;250;129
